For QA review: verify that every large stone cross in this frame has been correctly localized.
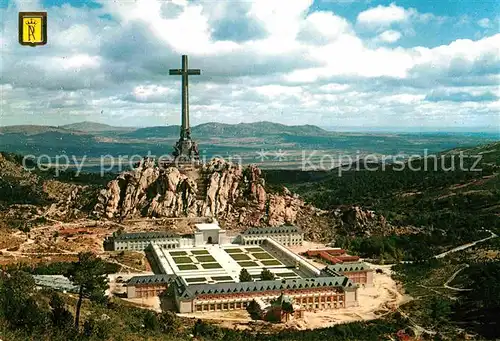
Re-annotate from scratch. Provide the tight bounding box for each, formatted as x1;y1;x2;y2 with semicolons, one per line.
169;55;201;140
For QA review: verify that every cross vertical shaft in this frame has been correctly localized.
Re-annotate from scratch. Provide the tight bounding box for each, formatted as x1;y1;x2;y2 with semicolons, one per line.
169;55;201;140
168;55;201;163
181;55;189;138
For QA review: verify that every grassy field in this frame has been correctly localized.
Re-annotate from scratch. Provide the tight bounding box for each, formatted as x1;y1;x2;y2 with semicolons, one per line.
172;257;193;264
211;276;233;281
185;277;206;283
230;253;251;261
261;260;282;266
196;255;216;263
252;252;274;260
245;247;264;252
201;262;222;269
177;264;198;271
191;250;210;255
225;248;243;253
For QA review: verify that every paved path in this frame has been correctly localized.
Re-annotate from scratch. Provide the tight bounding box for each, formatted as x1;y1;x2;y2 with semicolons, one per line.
367;229;499;266
443;264;472;292
434;230;498;259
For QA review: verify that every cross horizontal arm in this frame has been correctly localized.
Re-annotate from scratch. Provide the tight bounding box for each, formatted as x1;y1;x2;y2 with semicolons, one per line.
169;69;182;75
187;69;201;75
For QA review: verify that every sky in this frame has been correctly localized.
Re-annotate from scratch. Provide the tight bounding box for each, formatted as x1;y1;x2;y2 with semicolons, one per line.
0;0;499;132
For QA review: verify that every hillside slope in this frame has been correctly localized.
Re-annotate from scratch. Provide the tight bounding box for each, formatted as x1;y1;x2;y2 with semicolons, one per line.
0;152;102;228
93;158;389;240
1;122;497;165
265;141;500;260
60;121;135;133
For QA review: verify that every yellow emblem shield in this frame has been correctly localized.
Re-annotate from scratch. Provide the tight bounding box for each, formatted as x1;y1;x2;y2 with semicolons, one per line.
19;12;47;46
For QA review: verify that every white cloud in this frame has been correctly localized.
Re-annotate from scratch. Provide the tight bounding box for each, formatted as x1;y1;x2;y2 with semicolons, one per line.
356;3;445;31
477;18;491;28
128;85;176;103
0;0;498;131
410;34;500;76
375;30;402;43
357;3;409;27
298;11;352;45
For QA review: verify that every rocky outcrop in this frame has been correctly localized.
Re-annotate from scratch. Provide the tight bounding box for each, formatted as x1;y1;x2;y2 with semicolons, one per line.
92;158;392;238
93;158;310;228
0;153;391;239
332;206;392;237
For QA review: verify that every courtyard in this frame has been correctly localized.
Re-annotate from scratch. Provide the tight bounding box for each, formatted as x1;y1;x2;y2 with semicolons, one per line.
149;243;303;285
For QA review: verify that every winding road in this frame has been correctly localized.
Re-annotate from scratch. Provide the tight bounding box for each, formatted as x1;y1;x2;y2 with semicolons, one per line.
370;229;498;337
434;230;498;259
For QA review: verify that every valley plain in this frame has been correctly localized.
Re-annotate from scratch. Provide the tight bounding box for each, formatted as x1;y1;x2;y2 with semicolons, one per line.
1;121;498;170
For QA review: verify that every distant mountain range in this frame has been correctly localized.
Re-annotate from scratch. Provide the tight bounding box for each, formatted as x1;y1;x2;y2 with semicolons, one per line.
1;121;328;138
58;121;328;138
0;121;498;169
60;122;136;133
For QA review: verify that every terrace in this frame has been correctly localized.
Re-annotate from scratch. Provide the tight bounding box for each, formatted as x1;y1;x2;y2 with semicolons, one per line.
147;242;306;287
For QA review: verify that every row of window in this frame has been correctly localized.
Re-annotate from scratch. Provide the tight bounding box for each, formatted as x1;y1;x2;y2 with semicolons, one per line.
114;243;180;251
243;239;302;246
193;296;345;312
195;301;248;312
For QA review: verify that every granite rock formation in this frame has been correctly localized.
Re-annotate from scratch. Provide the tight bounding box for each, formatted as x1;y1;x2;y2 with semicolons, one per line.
92;158;393;239
0;152;392;241
93;158;306;227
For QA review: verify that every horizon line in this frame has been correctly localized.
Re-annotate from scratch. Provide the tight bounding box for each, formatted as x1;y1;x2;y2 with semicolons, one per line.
0;120;498;134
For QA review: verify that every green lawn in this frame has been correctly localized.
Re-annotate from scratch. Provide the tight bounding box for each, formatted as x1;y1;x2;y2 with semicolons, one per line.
252;252;274;260
277;272;299;277
245;247;263;252
196;255;216;263
191;250;210;255
224;248;243;253
172;256;193;264
211;276;233;281
185;277;207;283
261;260;282;266
201;263;222;269
230;253;251;261
177;264;199;271
169;251;188;256
237;261;259;268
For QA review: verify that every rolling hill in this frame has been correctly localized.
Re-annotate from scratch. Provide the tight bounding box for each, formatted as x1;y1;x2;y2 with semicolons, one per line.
0;125;75;136
264;141;500;260
0;121;498;169
60;121;135;133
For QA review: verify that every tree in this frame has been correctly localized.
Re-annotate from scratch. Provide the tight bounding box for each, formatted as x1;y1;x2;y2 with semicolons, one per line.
246;300;262;320
454;261;500;338
281;300;294;322
143;310;159;331
0;270;49;333
159;311;181;334
239;268;252;282
82;312;113;339
429;298;451;323
49;292;74;332
260;268;275;281
271;293;294;322
65;252;108;330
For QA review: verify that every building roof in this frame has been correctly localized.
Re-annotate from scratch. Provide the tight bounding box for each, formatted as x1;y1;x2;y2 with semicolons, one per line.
195;223;221;231
127;274;177;286
33;275;80;293
242;225;302;235
324;262;370;273
112;231;179;241
174;276;354;300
